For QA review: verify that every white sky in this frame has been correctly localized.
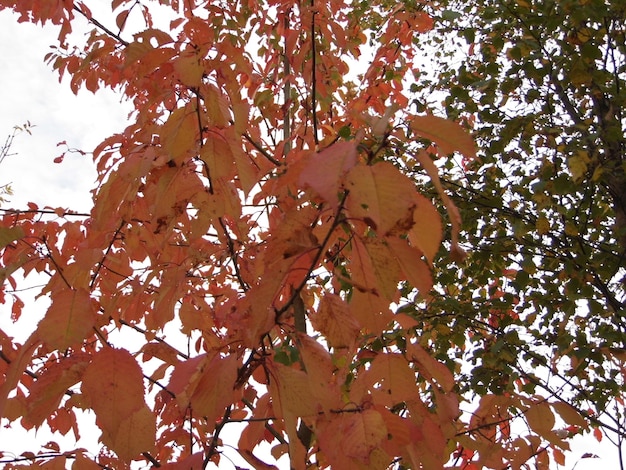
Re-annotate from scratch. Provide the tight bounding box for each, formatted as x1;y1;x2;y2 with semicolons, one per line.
0;6;621;470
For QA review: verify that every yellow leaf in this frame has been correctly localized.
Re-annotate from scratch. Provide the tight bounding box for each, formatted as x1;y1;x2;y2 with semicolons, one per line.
536;215;550;235
568;151;590;182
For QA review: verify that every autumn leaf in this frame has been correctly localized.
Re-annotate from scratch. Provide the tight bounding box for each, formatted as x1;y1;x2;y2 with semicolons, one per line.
405;341;455;393
309;293;361;349
352;353;420;406
316;408;390;468
266;358;316;470
36;288;97;350
0;226;24;249
160;105;198;163
81;348;156;460
410;115;476;160
188;354;240;426
345;162;418;236
299;141;358;207
295;332;342;412
407;194;442;264
173;50;204;88
24;354;90;428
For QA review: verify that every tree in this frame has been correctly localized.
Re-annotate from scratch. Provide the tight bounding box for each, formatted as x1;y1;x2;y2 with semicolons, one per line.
0;1;621;469
407;0;626;466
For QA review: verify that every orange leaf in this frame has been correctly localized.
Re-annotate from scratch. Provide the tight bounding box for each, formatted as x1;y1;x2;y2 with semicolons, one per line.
160;106;198;163
352;353;419;407
72;452;103;470
112;407;157;461
309;294;361;349
413;151;465;260
173;51;204;87
553;448;566;466
266;359;314;470
240;449;280;470
205;84;230;128
387;236;433;296
405;341;454;392
362;237;402;300
0;333;41;421
188;354;239;426
296;333;341;412
349;289;394;337
299;141;357;207
410;115;476;159
25;354;90;428
344;162;418;236
316;408;389;467
525;402;555;436
407;193;442;264
551;402;588;430
37;288;97;350
81;348;156;460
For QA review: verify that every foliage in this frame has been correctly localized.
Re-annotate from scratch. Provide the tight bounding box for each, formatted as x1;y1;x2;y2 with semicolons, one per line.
0;0;623;469
408;0;626;464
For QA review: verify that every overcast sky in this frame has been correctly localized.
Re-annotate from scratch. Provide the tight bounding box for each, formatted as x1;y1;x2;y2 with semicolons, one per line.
0;6;619;470
0;9;131;212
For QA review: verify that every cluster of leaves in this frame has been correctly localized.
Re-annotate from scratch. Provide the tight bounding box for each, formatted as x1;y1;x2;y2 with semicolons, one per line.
407;0;626;462
0;0;620;469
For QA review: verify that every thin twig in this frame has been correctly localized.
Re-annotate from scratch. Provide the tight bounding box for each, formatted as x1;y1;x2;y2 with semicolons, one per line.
73;5;130;46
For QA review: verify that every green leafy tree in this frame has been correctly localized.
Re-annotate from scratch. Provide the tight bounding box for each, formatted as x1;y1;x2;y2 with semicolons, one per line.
407;0;626;465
